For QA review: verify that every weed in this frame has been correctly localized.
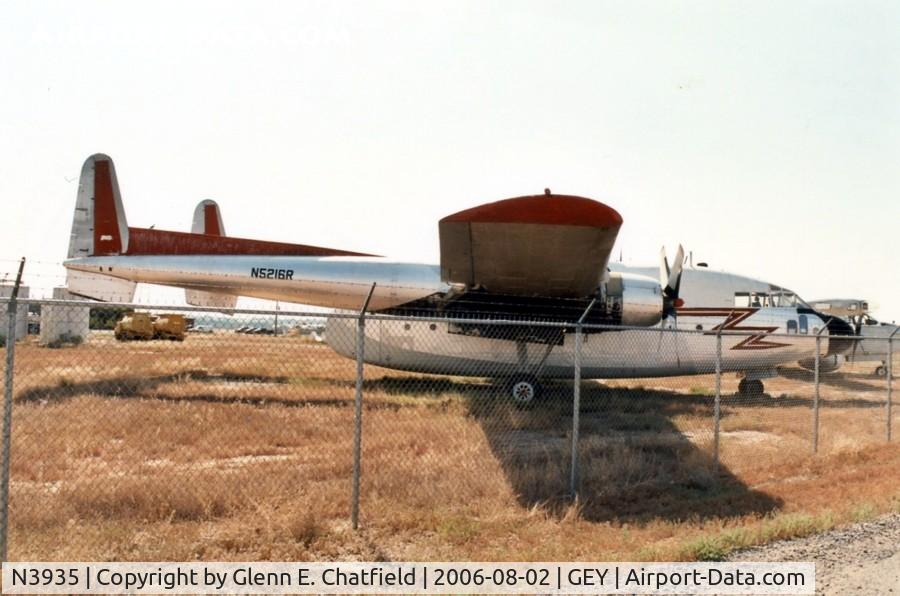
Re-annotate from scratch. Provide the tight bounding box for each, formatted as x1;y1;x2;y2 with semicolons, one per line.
849;502;876;523
437;516;479;544
46;333;84;349
682;536;729;561
286;512;323;546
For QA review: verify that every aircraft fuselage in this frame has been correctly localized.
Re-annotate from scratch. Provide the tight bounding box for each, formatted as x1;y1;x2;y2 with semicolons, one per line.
65;254;842;381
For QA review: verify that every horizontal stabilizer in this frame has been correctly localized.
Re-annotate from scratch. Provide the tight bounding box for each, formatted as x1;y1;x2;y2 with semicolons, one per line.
185;290;238;309
66;269;136;302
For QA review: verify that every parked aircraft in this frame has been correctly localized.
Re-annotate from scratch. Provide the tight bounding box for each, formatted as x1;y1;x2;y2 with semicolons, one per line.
63;154;853;402
804;299;898;376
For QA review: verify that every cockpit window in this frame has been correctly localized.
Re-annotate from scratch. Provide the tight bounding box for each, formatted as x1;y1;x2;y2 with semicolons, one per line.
734;290;802;308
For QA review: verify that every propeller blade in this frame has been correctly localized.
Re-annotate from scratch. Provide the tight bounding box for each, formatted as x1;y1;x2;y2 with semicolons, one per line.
659;246;670;291
664;244;685;298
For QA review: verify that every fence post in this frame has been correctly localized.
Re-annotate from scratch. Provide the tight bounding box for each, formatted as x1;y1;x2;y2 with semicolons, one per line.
888;329;898;443
713;328;722;474
570;299;596;498
1;258;25;561
350;283;376;531
570;324;583;497
812;330;823;454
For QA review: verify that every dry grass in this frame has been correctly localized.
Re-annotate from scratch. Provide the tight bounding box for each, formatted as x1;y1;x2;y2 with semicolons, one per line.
4;332;899;561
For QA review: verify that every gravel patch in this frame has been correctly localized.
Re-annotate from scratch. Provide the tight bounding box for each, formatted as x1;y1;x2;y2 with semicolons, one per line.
730;513;900;595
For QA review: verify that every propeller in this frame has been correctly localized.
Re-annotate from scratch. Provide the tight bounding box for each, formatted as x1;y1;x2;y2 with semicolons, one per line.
659;244;686;320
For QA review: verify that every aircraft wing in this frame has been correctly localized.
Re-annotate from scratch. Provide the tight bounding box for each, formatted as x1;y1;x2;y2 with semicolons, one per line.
439;194;623;298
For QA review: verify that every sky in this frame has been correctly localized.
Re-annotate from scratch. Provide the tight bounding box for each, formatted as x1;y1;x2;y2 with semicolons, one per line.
1;1;898;320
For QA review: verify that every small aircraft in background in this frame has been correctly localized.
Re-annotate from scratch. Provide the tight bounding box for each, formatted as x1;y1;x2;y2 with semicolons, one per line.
803;299;898;376
63;154;853;402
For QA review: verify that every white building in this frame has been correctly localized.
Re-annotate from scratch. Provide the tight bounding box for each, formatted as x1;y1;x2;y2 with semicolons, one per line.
39;288;90;346
0;284;30;340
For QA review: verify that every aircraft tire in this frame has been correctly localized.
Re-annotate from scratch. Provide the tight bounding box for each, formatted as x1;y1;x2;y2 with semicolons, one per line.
738;378;764;397
875;365;887;377
507;375;542;407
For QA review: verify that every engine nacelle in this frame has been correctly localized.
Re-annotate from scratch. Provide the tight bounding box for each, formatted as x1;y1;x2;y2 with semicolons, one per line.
604;272;664;327
386;272;666;334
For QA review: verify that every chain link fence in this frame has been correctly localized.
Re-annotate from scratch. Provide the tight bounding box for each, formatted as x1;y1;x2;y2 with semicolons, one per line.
0;297;896;560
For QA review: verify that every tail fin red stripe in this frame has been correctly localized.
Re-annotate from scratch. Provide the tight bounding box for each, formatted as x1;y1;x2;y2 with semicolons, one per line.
125;227;372;257
93;160;123;255
204;203;222;236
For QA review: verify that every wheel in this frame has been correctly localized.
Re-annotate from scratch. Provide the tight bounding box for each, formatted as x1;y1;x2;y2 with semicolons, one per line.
875;365;887;377
738;378;764;396
507;375;542;407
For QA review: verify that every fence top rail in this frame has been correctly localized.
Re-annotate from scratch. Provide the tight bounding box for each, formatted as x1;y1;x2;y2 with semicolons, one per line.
1;297;878;342
2;297;342;319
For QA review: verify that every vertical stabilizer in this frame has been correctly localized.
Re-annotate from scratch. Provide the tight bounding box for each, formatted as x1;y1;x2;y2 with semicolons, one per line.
68;154;130;258
191;199;226;236
65;153;136;302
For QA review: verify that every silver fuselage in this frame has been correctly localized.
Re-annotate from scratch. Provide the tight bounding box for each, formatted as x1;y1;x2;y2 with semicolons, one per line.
325;311;827;379
65;254;833;379
67;255;447;311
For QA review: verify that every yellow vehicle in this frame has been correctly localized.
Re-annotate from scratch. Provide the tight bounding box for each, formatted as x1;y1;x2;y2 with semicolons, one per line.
153;314;186;341
114;312;186;341
114;312;155;341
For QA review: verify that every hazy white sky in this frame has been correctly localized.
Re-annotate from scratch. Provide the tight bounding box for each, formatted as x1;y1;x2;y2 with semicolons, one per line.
1;1;898;319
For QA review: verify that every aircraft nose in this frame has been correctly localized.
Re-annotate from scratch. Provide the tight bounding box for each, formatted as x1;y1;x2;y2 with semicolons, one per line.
817;312;856;356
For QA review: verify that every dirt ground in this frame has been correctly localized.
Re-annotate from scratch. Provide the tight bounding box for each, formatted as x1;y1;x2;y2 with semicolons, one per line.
3;330;898;562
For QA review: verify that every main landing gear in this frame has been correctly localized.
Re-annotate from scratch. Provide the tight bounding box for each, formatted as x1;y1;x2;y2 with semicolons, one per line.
504;337;554;407
738;378;765;397
874;364;888;378
506;375;543;407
